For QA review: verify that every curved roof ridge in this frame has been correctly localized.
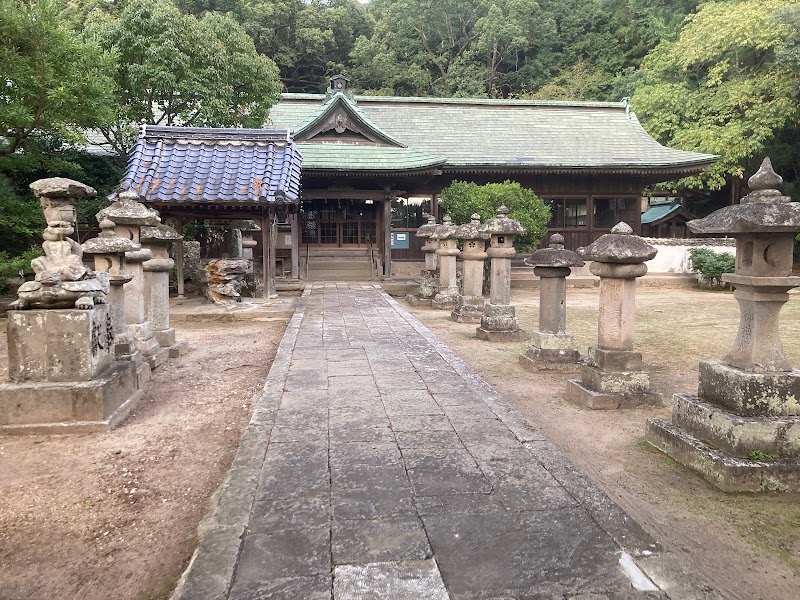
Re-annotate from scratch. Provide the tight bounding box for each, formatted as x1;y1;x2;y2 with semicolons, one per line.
292;92;407;147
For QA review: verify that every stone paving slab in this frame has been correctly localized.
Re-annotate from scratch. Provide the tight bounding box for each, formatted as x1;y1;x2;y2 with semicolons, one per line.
171;282;711;600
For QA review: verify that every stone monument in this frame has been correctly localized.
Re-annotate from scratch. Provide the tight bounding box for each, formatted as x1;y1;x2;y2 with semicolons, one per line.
476;206;527;341
98;190;167;372
451;214;489;323
0;178;140;433
565;222;659;409
519;233;584;369
142;223;186;358
12;178;105;310
204;259;250;305
431;216;460;310
406;215;439;307
646;158;800;491
81;217;143;368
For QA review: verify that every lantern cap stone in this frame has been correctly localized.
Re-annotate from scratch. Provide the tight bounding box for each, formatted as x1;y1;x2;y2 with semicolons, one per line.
141;223;182;243
454;213;490;240
578;221;657;263
415;214;438;238
483;205;525;235
430;215;458;240
30;177;96;199
81;219;141;255
525;233;583;268
688;157;800;234
98;190;160;226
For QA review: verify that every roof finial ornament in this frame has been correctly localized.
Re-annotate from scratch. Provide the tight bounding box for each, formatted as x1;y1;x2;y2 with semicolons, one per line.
622;97;631;118
325;74;354;103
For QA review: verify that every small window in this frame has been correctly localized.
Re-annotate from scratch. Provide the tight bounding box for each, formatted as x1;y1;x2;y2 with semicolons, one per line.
544;198;587;228
391;197;430;228
593;197;639;229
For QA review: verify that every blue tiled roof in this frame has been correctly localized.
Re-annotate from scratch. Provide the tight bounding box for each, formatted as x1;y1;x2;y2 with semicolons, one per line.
117;126;303;205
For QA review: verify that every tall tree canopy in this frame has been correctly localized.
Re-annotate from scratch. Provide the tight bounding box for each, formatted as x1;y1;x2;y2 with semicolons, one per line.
632;0;800;193
0;0;115;156
87;0;281;155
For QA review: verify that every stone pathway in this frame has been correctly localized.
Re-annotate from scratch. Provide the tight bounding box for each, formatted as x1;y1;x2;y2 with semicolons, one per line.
173;283;672;600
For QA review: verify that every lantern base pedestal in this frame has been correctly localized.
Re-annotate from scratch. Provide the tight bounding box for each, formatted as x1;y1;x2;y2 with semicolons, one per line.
565;377;661;410
154;328;188;358
432;291;458;310
519;348;582;372
646;417;800;492
405;294;433;308
0;361;141;435
451;295;484;323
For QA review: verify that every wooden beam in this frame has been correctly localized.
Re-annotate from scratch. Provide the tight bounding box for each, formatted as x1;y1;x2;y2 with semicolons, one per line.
290;213;300;279
175;218;185;297
383;198;392;279
260;215;269;300
268;211;277;298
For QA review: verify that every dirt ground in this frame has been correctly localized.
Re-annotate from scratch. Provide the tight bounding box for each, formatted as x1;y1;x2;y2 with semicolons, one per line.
0;318;286;600
406;287;800;600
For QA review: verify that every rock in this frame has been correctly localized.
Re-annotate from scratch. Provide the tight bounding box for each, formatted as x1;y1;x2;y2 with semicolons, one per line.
204;259;249;305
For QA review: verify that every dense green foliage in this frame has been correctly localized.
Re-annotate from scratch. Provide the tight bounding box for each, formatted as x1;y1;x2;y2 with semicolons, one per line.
633;0;800;192
688;247;736;288
85;0;282;155
438;180;550;251
0;0;116;155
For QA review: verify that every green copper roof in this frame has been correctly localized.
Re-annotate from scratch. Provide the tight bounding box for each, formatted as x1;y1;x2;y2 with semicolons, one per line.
294;93;406;148
268;94;718;174
641;200;692;224
297;143;445;172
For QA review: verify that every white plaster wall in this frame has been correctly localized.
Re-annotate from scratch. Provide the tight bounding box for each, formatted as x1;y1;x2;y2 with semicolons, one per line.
644;242;735;274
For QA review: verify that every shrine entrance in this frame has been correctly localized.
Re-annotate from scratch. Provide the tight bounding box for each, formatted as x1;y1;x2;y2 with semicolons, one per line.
301;199;378;248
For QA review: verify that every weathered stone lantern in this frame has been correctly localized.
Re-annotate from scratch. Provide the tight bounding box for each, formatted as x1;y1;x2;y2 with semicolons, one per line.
451;214;489;323
417;214;440;272
565;222;658;409
431;216;460;310
476;206;526;341
406;215;439;306
142;223;186;358
98;190;166;371
647;158;800;491
519;233;584;369
81;218;141;362
0;178;139;433
240;221;260;272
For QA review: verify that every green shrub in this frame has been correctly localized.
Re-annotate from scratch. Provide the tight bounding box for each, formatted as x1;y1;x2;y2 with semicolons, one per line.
438;180;550;251
688;247;735;288
0;246;43;278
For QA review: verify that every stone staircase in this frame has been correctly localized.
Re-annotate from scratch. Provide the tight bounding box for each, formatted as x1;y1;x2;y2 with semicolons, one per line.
304;248;376;281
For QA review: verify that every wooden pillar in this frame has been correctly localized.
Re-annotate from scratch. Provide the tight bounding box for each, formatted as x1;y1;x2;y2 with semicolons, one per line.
260;215;269;300
290;212;299;279
268;211;277;298
175;217;185;298
383;197;392;279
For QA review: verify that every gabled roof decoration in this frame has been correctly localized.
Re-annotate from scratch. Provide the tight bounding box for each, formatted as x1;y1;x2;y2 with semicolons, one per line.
116;125;303;205
293;93;407;148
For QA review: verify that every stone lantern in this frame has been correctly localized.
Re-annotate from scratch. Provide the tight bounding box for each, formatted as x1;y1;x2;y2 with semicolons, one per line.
0;178;139;433
431;216;460;310
142;223;186;358
647;158;800;491
98;190;167;371
476;206;526;341
451;214;489;323
406;215;439;306
81;218;141;363
240;221;260;272
565;222;658;409
519;233;584;369
417;214;440;272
